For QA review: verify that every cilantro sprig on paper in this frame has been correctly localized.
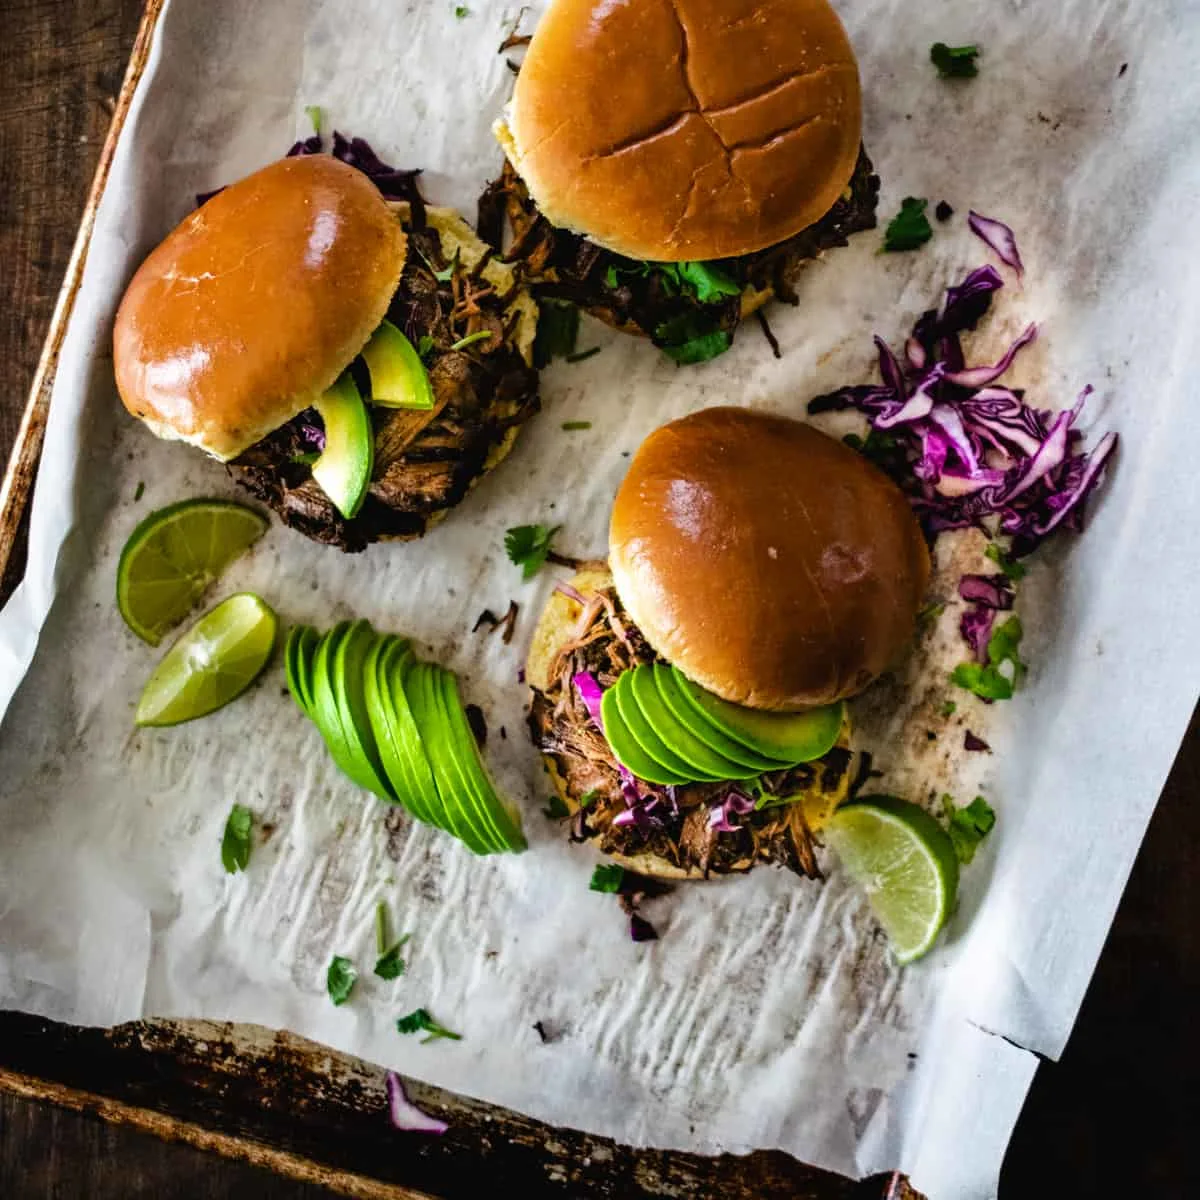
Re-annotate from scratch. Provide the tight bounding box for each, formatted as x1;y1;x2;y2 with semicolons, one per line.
505;524;561;580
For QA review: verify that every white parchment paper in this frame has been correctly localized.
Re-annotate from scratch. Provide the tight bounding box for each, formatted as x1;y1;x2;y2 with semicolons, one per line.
2;2;1199;1196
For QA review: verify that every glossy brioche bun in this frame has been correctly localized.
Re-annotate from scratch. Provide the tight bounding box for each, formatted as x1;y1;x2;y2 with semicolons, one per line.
497;0;862;262
609;408;930;711
114;155;406;462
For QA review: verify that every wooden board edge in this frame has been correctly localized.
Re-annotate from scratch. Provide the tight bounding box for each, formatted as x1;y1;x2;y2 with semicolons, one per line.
0;0;168;582
0;1066;434;1200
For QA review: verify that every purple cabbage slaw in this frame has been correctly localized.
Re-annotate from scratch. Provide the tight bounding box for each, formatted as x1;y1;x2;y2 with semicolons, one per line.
384;1070;448;1134
810;260;1117;559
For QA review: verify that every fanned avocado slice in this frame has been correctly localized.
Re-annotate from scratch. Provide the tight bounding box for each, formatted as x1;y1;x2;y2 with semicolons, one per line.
616;671;718;783
284;626;312;717
628;665;728;783
600;675;689;786
361;633;414;811
309;622;371;788
432;666;526;853
405;662;492;854
654;664;785;773
673;668;845;764
331;620;395;801
291;626;321;717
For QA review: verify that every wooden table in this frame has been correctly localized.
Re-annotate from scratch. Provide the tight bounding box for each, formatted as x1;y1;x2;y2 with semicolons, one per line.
2;3;1197;1196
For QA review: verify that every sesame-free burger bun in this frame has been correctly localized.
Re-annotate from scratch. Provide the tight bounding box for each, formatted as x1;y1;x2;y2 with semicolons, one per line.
497;0;862;262
114;154;407;462
609;408;930;711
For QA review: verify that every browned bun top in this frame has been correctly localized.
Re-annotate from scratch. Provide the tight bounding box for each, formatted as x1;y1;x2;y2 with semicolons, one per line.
114;155;406;461
608;408;930;711
499;0;861;262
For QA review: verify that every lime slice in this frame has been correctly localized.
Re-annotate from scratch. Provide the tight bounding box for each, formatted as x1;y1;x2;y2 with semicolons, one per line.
824;797;960;965
117;500;268;645
135;593;278;727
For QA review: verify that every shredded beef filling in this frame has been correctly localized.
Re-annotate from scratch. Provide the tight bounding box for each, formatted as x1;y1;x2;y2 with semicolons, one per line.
527;575;852;878
478;148;880;358
232;218;539;552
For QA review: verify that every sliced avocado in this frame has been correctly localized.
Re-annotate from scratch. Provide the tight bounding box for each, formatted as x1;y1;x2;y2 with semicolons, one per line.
361;634;417;813
405;662;491;854
431;666;526;853
331;620;395;801
600;675;689;786
618;670;721;783
375;640;446;830
309;622;372;788
657;665;789;772
673;668;845;764
640;665;760;781
284;626;312;717
311;374;374;518
361;319;435;411
292;626;321;716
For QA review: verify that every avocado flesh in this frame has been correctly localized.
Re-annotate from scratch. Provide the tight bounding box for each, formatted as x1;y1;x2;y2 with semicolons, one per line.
405;662;491;854
654;664;784;773
617;671;719;782
311;373;374;518
599;675;689;786
362;634;424;816
361;319;435;410
640;665;760;781
284;627;311;717
331;620;395;801
377;642;447;830
292;626;320;715
432;667;526;853
309;622;376;791
673;668;845;764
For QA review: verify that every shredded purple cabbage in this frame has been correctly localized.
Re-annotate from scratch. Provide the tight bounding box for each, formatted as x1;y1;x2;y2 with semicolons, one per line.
630;914;659;942
288;129;424;202
707;788;757;833
385;1071;448;1134
968;211;1025;282
298;421;326;452
809;266;1117;560
573;672;605;729
964;731;992;752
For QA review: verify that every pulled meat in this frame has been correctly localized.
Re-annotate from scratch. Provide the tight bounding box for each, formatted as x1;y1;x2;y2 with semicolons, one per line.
232;214;539;552
479;148;880;357
527;578;851;878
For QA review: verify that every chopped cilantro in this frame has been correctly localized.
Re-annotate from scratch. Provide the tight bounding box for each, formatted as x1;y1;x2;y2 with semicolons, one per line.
884;198;934;253
542;794;570;820
454;3;470;17
674;261;740;304
326;955;357;1006
566;347;601;364
504;523;561;580
375;936;410;981
654;313;732;364
931;42;980;79
290;451;320;466
951;616;1026;701
579;789;600;809
420;248;460;282
589;863;625;893
304;105;324;135
985;543;1028;581
397;1008;462;1042
939;700;958;717
375;900;388;955
604;265;621;289
220;804;253;874
133;481;145;502
918;601;946;624
449;329;494;352
417;334;435;360
533;299;580;367
561;420;593;431
945;796;997;864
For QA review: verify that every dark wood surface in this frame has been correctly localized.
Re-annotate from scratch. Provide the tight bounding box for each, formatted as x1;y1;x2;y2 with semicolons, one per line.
1;2;1197;1197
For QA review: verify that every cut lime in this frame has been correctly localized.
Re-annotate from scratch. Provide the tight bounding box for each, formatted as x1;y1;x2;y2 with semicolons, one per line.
135;593;278;727
117;500;268;645
824;797;960;965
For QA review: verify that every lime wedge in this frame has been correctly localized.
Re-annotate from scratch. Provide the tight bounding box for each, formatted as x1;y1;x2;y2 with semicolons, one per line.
824;797;960;965
117;500;268;645
135;593;278;727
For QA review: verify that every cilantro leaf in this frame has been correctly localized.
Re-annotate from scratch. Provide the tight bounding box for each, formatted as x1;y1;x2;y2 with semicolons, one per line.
654;313;732;364
561;420;593;431
454;3;470;16
951;616;1026;701
604;265;621;289
939;700;958;717
579;789;600;809
326;956;357;1006
220;804;253;874
533;299;580;367
449;329;494;352
504;523;561;580
375;937;410;981
397;1008;462;1042
675;261;740;304
984;542;1028;581
417;334;435;360
543;794;570;819
945;796;996;864
931;42;980;79
883;197;934;253
304;105;324;136
589;863;625;893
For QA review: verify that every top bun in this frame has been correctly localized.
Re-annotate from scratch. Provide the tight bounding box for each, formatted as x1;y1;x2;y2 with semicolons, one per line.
114;155;406;462
497;0;862;262
609;408;930;711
